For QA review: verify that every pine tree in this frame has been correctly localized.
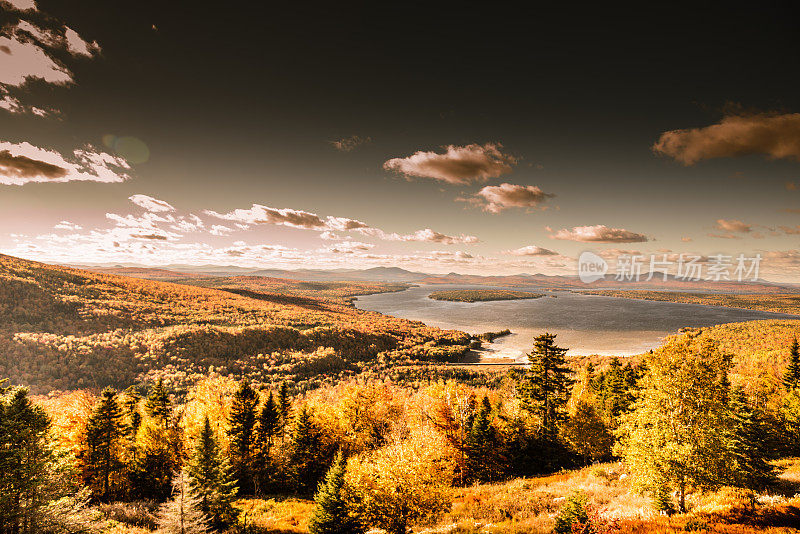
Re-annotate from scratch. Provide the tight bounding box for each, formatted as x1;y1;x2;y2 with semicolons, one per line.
518;332;574;438
727;387;774;489
188;417;237;530
228;380;259;494
83;387;128;501
145;378;172;429
156;470;210;534
465;395;500;482
278;381;292;444
0;386;74;533
290;404;326;494
308;452;363;534
254;391;280;493
784;338;800;389
130;380;179;500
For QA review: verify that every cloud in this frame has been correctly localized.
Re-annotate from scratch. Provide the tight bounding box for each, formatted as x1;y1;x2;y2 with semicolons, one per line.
653;112;800;165
359;227;479;245
129;194;175;213
383;143;517;184
54;220;81;230
681;237;693;242
714;218;752;233
470;182;554;213
0;141;130;185
550;225;649;243
325;216;369;231
330;135;370;152
205;204;327;229
15;21;100;58
0;35;72;87
319;231;340;241
2;0;37;11
503;245;558;256
321;241;375;254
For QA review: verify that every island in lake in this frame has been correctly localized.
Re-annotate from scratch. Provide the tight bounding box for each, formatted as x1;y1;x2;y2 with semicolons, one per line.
428;289;545;303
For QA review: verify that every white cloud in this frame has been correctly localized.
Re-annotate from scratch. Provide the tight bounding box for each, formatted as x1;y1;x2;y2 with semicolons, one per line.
0;141;130;185
550;225;649;243
129;194;176;213
54;220;81;230
503;245;558;256
383;143;517;184
470;183;554;213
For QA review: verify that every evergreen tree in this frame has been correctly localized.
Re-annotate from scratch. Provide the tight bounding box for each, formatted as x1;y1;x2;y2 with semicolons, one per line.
228;380;259;494
278;381;292;443
518;332;574;438
156;470;210;534
122;386;142;438
727;387;775;489
188;417;237;531
785;338;800;389
145;378;172;429
465;395;501;482
254;391;280;492
290;404;327;494
83;387;129;501
308;452;363;534
130;380;180;500
0;386;75;533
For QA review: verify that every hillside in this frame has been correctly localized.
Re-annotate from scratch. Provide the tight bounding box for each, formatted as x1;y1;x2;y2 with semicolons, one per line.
0;254;480;393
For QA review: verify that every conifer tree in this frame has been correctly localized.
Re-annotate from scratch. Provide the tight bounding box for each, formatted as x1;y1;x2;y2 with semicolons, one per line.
290;404;326;494
0;386;74;533
130;380;180;500
228;380;259;494
465;395;500;482
83;387;128;501
156;470;210;534
727;387;774;489
254;391;280;492
308;451;363;534
278;381;292;443
518;332;573;438
784;338;800;389
145;378;172;429
188;416;237;530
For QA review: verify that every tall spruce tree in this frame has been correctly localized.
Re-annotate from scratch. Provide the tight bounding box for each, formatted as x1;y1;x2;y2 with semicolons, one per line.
290;404;327;494
145;378;172;429
156;470;209;534
308;451;363;534
465;395;501;482
0;386;74;533
254;391;280;493
83;387;128;501
278;381;292;444
228;380;259;495
727;387;775;489
518;332;574;438
188;417;237;530
784;338;800;389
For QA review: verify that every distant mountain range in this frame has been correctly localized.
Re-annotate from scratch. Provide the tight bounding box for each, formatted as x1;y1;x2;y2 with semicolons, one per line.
75;263;800;293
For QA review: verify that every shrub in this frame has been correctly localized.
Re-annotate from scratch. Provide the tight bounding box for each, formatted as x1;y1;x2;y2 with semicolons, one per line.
554;491;590;533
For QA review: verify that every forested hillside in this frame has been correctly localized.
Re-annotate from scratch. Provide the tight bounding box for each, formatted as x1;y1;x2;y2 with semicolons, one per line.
0;254;477;393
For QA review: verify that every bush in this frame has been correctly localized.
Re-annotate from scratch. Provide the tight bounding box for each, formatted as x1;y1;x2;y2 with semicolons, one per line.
554;491;589;534
683;517;709;532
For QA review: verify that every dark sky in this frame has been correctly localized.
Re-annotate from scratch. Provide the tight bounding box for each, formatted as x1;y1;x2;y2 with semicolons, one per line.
2;2;800;279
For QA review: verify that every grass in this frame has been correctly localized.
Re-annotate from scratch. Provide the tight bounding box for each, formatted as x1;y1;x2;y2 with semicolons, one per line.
429;290;545;303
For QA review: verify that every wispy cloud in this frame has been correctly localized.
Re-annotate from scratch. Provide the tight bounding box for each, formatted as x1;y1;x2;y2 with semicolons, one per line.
129;194;175;213
653;112;800;165
330;135;370;152
502;245;558;256
467;182;554;213
550;225;649;243
0;141;130;185
383;143;517;184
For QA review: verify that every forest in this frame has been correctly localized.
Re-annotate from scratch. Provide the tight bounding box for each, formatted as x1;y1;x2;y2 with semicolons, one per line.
5;254;800;533
427;290;546;303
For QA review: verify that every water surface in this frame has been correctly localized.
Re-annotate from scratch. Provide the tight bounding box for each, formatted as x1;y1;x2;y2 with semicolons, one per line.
355;285;798;359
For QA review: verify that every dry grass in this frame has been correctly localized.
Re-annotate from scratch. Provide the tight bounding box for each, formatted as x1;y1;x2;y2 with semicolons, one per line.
233;497;316;533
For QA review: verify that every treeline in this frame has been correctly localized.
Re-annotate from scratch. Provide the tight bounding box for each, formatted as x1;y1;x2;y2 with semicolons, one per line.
5;331;800;533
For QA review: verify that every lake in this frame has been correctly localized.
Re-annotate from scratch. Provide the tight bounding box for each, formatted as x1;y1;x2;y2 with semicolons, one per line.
354;285;799;359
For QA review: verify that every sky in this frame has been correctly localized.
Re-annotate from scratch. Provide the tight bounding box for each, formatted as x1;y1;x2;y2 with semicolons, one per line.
1;2;800;280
